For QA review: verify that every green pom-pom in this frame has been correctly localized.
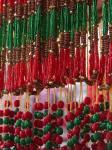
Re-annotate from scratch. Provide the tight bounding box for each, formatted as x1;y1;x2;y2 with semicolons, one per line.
37;129;43;137
100;122;107;130
10;119;15;125
24;120;32;128
67;139;74;147
46;141;52;149
2;134;9;141
99;103;104;111
56;109;63;117
91;135;96;142
107;142;112;150
43;124;52;134
14;108;19;114
92;113;100;122
0;118;3;125
15;119;22;127
34;112;43;119
105;101;109;110
3;148;10;150
67;121;74;130
20;138;26;146
83;106;90;114
9;134;14;141
93;132;101;141
56;127;63;135
107;122;112;131
3;117;10;125
25;137;32;145
83;124;90;133
14;136;20;144
52;112;57;119
43;110;48;117
71;136;78;144
74;117;81;125
34;128;38;135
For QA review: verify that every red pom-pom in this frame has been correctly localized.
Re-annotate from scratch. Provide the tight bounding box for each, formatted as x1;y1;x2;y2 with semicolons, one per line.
90;106;94;114
29;144;36;150
23;111;32;120
98;95;104;103
51;104;57;111
91;123;99;132
44;102;49;109
84;97;91;105
58;101;64;108
79;103;85;111
3;109;10;116
35;102;43;111
84;115;90;124
65;112;74;121
93;104;100;113
57;118;64;126
34;119;43;128
83;134;90;143
43;132;51;143
2;126;9;133
55;135;63;144
25;128;32;137
9;110;14;118
4;100;10;107
14;100;20;107
9;126;14;134
43;114;52;125
33;136;43;146
20;130;26;138
100;112;106;121
97;141;106;150
75;144;82;150
75;108;82;116
73;126;80;136
61;145;68;150
16;111;23;119
0;110;3;117
15;127;21;135
0;127;2;133
107;112;112;121
67;131;73;139
106;132;112;141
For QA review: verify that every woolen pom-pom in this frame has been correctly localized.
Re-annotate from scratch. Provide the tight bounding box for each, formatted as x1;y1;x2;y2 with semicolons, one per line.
55;135;63;144
14;100;20;107
91;123;99;132
25;128;32;137
43;115;52;125
3;109;10;116
16;111;23;119
2;126;9;133
33;136;43;146
15;127;21;135
107;112;112;122
61;145;68;150
57;118;64;126
34;119;43;128
36;102;44;111
43;132;51;143
0;110;3;117
98;95;104;103
97;141;106;150
23;111;32;120
58;101;64;108
51;104;57;111
20;130;26;138
93;104;100;113
84;97;91;105
44;102;49;109
106;132;112;141
65;112;75;121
